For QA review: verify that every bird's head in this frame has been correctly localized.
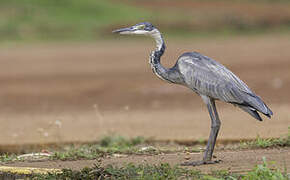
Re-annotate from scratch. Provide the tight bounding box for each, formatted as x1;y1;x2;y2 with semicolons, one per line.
112;22;158;36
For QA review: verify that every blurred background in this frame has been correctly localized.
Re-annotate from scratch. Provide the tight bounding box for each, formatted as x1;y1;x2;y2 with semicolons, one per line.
0;0;289;146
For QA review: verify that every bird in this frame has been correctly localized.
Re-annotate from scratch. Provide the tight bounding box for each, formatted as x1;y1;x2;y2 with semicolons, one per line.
112;22;273;166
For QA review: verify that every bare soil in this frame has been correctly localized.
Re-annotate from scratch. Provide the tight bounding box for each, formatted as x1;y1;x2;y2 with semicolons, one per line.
2;147;290;173
0;35;289;146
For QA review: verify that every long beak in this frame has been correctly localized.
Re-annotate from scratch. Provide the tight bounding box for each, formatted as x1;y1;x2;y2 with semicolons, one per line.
112;27;133;34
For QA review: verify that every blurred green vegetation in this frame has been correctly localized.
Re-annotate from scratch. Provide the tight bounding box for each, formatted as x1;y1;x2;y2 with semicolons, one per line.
0;0;290;43
0;0;149;42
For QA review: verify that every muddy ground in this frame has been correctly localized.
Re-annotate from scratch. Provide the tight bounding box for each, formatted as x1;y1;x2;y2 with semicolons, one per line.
0;34;289;171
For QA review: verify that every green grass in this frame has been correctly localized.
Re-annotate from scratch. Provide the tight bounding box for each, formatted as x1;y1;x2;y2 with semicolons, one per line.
0;135;289;179
0;153;18;163
1;0;290;43
34;128;290;161
32;158;289;179
1;130;289;163
0;0;150;42
240;127;290;149
51;135;146;161
245;157;288;180
0;135;147;162
99;135;144;148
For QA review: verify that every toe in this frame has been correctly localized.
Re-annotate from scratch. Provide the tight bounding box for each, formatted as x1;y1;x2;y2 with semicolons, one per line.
181;160;221;166
180;161;204;166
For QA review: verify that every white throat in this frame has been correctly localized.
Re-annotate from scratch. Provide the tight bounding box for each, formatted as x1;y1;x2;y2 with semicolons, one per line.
149;29;163;51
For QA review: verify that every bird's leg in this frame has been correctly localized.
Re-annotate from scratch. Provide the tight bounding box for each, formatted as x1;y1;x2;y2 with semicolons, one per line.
181;96;221;166
203;98;221;162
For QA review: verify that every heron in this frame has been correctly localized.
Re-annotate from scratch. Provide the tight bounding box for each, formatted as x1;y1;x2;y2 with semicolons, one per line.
113;22;273;166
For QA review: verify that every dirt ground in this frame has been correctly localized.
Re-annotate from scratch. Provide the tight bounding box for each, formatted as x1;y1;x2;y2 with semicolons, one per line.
0;34;289;147
2;147;290;173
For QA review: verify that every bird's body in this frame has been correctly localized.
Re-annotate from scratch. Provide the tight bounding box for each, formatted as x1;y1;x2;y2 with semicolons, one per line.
148;31;272;121
174;52;271;120
113;22;273;166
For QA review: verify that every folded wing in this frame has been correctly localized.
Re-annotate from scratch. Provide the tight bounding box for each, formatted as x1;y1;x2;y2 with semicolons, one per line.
177;52;273;120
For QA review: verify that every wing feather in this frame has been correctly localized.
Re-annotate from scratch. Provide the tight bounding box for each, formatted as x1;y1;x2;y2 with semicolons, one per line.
177;52;272;117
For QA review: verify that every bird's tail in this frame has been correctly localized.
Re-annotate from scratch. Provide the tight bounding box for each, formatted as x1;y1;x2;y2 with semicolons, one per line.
241;91;273;120
238;105;262;121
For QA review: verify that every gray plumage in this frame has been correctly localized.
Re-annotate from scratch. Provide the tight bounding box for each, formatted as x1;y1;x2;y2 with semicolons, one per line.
176;52;273;120
113;22;273;166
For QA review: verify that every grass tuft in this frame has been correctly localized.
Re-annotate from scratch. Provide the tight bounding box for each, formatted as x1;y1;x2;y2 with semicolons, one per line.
1;130;289;162
51;145;103;161
34;163;202;179
0;153;18;163
0;135;147;162
51;135;146;160
32;159;289;179
100;135;145;148
240;127;290;149
244;157;288;180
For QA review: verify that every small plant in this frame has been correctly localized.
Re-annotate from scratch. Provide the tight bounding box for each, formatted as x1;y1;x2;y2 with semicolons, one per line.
243;157;288;180
51;144;104;161
100;135;144;148
240;127;290;149
50;135;146;160
33;163;203;179
0;136;149;162
33;158;289;179
0;153;19;162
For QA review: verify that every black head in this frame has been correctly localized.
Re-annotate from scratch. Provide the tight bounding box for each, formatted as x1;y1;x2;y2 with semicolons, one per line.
112;22;156;35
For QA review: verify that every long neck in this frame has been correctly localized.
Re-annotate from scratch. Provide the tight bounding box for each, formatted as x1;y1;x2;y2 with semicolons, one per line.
149;30;184;84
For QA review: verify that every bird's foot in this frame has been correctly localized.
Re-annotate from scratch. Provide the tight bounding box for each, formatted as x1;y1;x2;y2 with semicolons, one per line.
181;159;221;166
